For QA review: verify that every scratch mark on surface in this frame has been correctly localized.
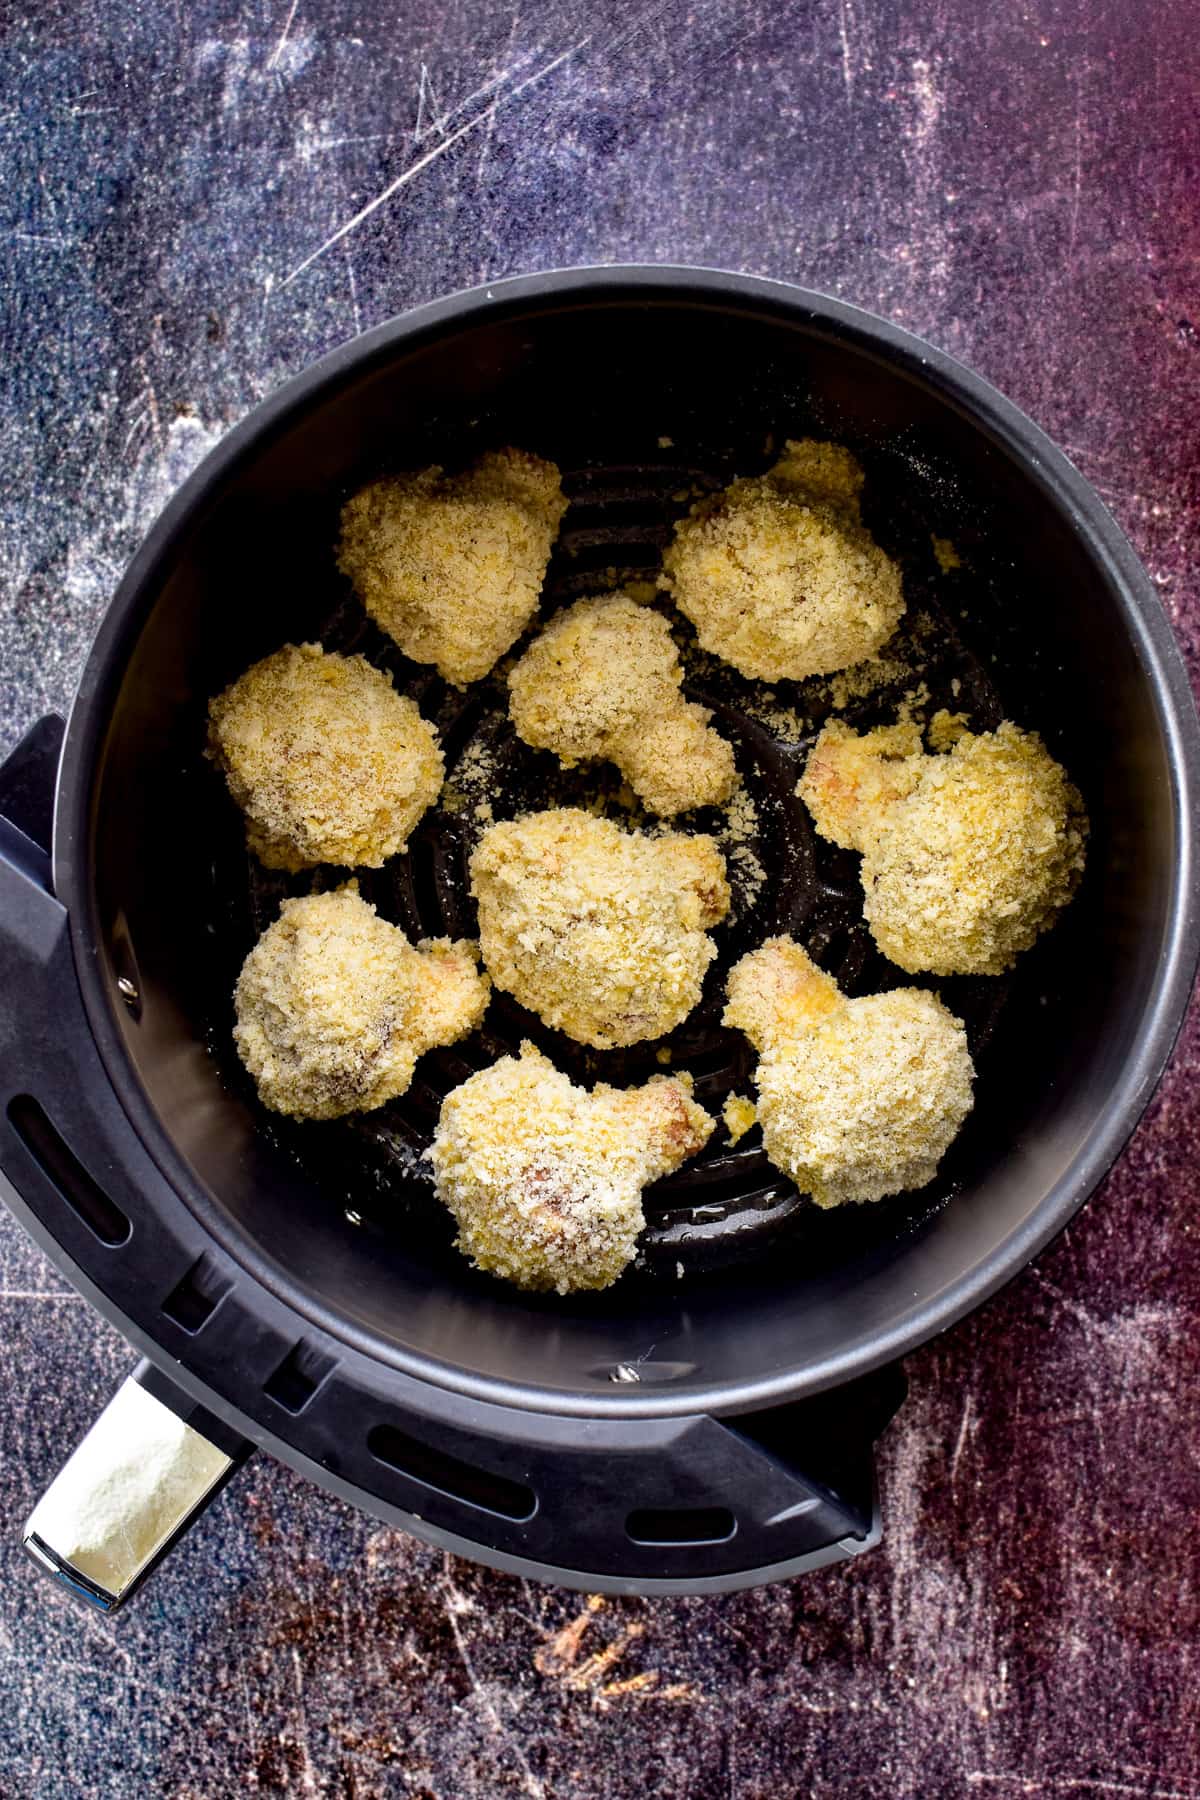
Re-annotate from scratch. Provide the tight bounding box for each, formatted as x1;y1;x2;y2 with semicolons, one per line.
301;131;396;154
122;410;150;456
238;1664;260;1771
967;1776;1199;1797
477;7;522;196
907;55;940;156
897;52;949;307
343;237;362;338
414;62;448;140
1028;1268;1105;1341
11;232;76;248
531;1597;695;1705
258;271;275;355
948;1391;974;1495
506;38;588;99
591;0;673;61
267;0;300;71
281;39;589;286
441;1560;546;1798
475;93;501;193
1068;73;1084;259
443;55;530;123
837;0;855;99
0;1290;85;1299
291;1646;320;1793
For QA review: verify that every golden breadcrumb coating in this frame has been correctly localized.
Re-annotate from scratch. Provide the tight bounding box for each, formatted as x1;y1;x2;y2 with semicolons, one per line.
234;887;488;1120
659;438;904;681
770;438;867;508
507;592;737;815
799;714;1088;975
431;1042;714;1291
796;718;926;850
724;936;974;1207
337;448;567;686
208;642;444;871
470;807;731;1049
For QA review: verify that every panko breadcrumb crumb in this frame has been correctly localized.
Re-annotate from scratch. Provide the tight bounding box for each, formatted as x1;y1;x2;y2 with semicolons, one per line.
824;651;910;710
799;715;1087;975
722;1093;757;1144
234;887;488;1119
926;707;970;751
470;807;730;1049
508;592;737;815
207;642;444;871
724;937;974;1206
714;784;767;915
337;448;567;686
659;438;904;681
431;1042;714;1292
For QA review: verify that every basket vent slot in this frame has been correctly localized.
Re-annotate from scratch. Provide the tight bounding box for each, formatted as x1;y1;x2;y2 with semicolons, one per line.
368;1423;535;1521
263;1340;335;1414
626;1506;736;1546
161;1253;231;1332
7;1095;131;1247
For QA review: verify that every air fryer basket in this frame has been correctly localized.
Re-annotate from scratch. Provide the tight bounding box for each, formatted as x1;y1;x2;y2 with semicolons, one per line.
2;269;1197;1604
219;450;1012;1288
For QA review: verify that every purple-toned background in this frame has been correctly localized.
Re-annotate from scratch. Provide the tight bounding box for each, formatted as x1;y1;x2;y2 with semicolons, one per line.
1;1;1198;1794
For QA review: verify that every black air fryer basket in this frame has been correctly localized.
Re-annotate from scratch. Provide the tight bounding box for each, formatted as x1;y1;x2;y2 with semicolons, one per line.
2;269;1197;1609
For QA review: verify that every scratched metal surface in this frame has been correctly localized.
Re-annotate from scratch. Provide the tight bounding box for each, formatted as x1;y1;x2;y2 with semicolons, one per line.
1;2;1199;1795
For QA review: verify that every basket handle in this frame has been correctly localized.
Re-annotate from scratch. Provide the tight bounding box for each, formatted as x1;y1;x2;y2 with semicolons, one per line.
23;1361;252;1612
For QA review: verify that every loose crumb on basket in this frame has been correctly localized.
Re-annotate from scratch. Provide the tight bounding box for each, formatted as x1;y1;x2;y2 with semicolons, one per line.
714;783;767;914
824;652;911;710
373;1128;436;1186
442;736;501;816
927;707;970;750
722;1093;757;1144
894;679;932;726
747;692;813;744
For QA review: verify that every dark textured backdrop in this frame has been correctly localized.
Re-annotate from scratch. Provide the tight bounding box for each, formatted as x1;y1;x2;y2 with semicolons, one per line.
2;2;1198;1795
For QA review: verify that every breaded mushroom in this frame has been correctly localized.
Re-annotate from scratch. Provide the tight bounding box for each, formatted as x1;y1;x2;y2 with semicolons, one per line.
337;448;568;686
507;591;737;815
431;1041;714;1291
208;642;444;871
234;887;488;1120
660;437;904;681
725;936;974;1207
799;715;1088;975
470;807;731;1049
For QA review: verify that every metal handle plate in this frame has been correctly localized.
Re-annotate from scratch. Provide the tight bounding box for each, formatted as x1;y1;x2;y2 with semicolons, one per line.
23;1375;235;1610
